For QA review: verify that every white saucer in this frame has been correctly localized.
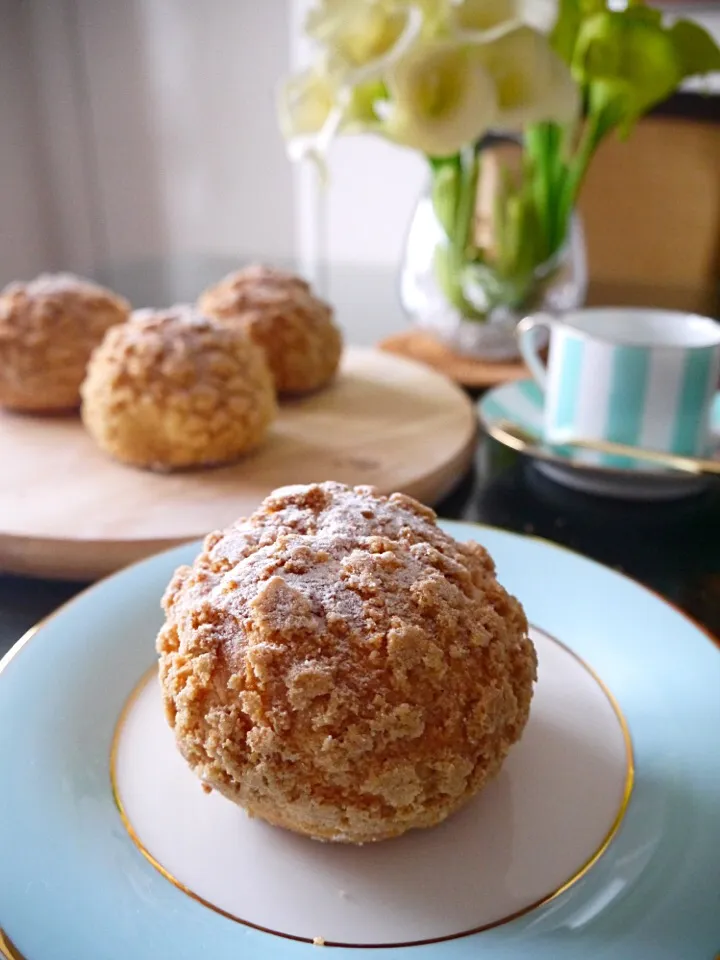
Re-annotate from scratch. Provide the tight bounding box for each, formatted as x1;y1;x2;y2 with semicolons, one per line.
112;627;631;947
478;380;720;500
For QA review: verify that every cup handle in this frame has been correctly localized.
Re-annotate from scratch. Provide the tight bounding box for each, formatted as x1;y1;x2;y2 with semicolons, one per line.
516;314;552;392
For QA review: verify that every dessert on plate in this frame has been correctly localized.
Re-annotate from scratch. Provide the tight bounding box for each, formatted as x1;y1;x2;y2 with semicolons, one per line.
199;265;342;396
0;272;130;412
81;305;276;471
157;481;536;843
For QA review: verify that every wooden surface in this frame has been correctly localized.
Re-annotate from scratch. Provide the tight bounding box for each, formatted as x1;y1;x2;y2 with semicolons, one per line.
0;348;476;581
378;330;529;389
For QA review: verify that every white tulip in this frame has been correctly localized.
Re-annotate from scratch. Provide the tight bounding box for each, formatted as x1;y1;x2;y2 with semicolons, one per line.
519;0;558;34
277;68;350;165
279;1;575;165
384;39;497;156
473;26;579;130
305;0;424;84
278;68;335;141
449;0;558;39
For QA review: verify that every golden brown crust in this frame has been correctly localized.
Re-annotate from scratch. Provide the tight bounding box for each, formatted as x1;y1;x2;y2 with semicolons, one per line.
157;482;536;843
199;265;342;395
80;305;277;471
0;273;130;411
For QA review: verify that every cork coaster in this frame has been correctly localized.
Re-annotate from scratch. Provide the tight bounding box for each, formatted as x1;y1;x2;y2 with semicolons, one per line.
378;330;529;390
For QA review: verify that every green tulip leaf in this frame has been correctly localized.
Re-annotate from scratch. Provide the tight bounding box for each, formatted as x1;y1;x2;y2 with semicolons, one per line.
550;0;582;65
669;19;720;79
622;5;663;28
573;11;681;131
579;0;606;16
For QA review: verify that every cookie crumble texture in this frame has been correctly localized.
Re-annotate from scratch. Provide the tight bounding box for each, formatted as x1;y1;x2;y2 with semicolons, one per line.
0;273;130;411
81;306;276;470
157;482;536;843
199;265;342;395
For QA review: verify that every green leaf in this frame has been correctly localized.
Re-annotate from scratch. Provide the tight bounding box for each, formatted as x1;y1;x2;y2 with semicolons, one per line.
573;12;681;130
669;19;720;79
622;4;663;27
573;12;621;79
551;0;583;65
587;80;631;135
580;0;606;13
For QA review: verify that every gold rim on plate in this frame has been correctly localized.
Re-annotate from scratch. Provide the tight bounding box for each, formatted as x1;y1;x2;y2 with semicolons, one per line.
0;928;26;960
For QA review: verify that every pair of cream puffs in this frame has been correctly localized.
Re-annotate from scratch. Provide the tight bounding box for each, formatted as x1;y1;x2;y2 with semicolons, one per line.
0;266;341;470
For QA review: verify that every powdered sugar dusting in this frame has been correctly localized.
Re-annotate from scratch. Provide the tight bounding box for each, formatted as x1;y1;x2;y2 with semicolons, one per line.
204;483;445;633
23;272;106;297
0;272;130;410
157;482;536;844
80;302;276;469
128;304;221;338
198;263;341;395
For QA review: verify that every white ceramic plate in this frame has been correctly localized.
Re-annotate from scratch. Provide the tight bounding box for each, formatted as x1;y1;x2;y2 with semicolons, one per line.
0;522;718;960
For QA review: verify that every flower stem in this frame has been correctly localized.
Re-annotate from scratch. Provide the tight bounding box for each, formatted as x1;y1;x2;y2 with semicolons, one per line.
453;147;479;259
429;152;485;320
560;106;612;231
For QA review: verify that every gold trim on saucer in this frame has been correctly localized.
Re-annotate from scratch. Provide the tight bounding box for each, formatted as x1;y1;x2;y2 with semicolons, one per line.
482;416;629;480
109;629;635;950
494;419;720;477
0;928;27;960
482;415;656;480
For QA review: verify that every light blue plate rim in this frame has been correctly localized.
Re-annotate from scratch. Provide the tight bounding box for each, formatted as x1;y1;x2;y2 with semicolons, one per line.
477;380;720;478
0;522;719;960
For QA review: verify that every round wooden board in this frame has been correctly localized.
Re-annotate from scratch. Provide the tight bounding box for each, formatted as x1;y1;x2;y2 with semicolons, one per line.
0;348;477;580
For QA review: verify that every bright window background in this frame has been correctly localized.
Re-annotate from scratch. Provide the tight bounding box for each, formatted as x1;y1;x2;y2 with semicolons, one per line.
0;0;717;284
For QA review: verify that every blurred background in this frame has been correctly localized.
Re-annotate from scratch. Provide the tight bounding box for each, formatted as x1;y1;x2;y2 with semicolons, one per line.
1;0;718;331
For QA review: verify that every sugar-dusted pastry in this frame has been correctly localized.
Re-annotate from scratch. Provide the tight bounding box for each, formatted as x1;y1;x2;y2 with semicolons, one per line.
157;482;536;843
0;273;130;412
81;306;276;471
198;265;342;395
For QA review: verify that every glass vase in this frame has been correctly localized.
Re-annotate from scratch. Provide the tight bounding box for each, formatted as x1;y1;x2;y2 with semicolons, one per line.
399;139;588;362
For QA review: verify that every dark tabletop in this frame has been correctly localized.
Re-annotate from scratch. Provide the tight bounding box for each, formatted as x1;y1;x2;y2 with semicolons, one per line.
1;434;719;662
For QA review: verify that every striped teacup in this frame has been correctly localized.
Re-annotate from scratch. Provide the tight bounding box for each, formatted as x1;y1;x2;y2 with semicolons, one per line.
516;309;720;457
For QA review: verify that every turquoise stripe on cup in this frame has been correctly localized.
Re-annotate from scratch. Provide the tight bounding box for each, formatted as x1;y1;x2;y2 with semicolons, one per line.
672;349;713;456
604;346;650;469
552;336;584;434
